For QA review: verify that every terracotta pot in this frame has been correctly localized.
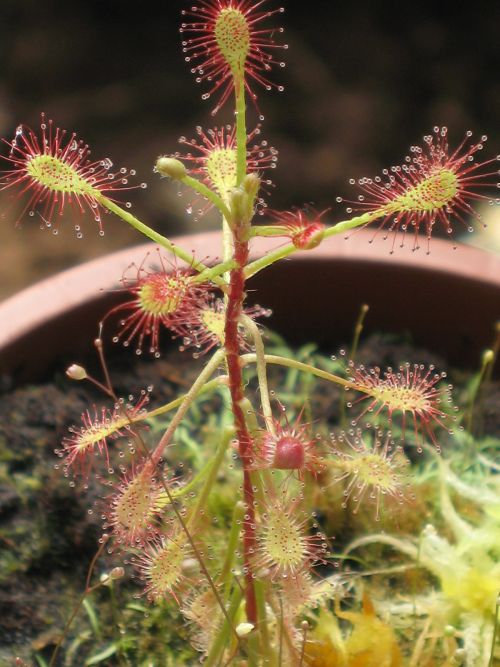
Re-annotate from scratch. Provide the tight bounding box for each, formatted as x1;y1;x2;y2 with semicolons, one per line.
1;229;500;385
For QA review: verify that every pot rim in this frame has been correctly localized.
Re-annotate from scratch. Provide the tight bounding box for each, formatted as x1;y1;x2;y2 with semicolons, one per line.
1;229;500;354
3;228;500;387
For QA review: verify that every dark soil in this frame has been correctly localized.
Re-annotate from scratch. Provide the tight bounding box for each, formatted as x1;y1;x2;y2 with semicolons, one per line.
0;334;498;665
0;348;207;664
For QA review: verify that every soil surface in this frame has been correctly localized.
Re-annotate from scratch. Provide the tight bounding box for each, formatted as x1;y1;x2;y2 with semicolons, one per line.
1;334;498;665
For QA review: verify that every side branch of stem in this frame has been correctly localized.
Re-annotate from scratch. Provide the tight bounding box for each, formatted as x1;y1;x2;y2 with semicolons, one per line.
150;350;225;466
96;194;226;288
240;352;373;395
245;211;381;279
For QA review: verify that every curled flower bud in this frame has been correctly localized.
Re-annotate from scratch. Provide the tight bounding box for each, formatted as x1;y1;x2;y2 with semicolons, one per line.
65;364;87;381
267;208;327;249
155;156;187;180
250;407;324;476
482;349;495;365
229;186;247;223
100;567;125;584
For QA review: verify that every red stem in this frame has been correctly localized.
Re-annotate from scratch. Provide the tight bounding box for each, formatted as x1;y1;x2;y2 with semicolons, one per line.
224;235;257;625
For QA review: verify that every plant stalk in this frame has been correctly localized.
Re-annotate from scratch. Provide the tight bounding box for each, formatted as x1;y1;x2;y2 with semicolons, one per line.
245;211;381;279
224;233;258;625
95;194;226;288
150;350;224;466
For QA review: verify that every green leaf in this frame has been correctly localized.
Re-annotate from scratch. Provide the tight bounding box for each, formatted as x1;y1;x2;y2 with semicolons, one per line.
85;643;118;665
125;602;149;613
83;598;102;640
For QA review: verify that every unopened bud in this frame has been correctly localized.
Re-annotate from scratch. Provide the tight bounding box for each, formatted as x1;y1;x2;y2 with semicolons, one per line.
109;566;125;580
100;567;124;584
292;222;325;250
66;364;87;381
482;349;494;365
156;156;187;180
242;173;261;199
229;187;246;221
235;622;254;638
229;186;255;228
181;558;200;576
255;566;272;579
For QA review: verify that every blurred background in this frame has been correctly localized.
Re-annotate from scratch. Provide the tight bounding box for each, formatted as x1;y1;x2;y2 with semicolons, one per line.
0;0;499;300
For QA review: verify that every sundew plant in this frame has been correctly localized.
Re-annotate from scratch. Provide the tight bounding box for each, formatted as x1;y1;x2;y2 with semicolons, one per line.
2;2;500;666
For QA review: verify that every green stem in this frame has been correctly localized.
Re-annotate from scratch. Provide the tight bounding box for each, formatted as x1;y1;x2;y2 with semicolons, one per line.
49;539;109;667
150;350;225;465
95;194;226;288
146;436;239;645
241;315;275;436
220;501;246;600
343;533;437;574
248;224;292;238
245;211;380;279
222;213;234;286
105;377;225;454
237;396;269;507
267;596;300;667
340;303;369;427
240;353;372;394
142;376;226;423
205;585;244;667
192;259;235;286
465;348;494;434
235;78;247;185
255;580;274;665
155;444;228;509
187;427;234;530
180;174;232;220
350;303;369;361
220;192;234;268
108;582;127;666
